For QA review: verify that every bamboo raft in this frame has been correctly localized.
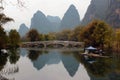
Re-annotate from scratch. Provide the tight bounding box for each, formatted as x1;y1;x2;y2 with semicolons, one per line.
81;53;110;58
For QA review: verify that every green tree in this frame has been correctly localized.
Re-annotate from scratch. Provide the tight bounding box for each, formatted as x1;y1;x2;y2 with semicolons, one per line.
39;34;45;41
28;50;40;61
0;13;13;50
56;29;72;41
44;34;51;41
27;29;40;41
114;29;120;51
9;49;20;64
9;29;20;48
48;32;56;40
0;26;8;49
0;0;23;50
80;20;113;49
70;26;84;41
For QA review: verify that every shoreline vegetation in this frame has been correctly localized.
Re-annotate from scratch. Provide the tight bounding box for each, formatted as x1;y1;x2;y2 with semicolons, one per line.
20;20;120;53
0;18;120;53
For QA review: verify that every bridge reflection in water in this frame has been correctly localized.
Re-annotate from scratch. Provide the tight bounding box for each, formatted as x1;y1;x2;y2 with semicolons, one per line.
22;41;84;48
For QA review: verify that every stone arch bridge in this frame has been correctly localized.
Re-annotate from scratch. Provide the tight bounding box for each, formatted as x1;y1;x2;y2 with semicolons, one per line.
22;41;84;48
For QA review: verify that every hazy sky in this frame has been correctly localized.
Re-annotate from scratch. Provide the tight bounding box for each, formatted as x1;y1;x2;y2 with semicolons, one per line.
3;0;91;30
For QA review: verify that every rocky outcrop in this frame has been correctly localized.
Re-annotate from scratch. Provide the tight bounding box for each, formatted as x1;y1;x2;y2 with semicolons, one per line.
81;0;110;25
82;0;120;28
106;0;120;28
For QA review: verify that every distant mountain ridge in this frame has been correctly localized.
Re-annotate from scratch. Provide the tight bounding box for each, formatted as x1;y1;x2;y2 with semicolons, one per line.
47;15;61;32
47;15;61;23
19;4;81;34
60;4;80;30
18;23;29;37
18;1;120;36
30;11;54;34
30;4;80;33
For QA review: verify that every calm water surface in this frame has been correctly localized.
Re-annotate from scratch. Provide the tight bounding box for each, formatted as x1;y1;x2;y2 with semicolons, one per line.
0;48;120;80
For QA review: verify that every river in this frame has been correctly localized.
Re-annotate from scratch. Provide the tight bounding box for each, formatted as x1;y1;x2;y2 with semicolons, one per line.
0;48;120;80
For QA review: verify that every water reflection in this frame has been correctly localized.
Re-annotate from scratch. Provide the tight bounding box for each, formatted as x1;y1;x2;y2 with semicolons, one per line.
26;49;120;79
0;53;8;71
61;53;79;77
75;53;120;80
20;48;28;57
9;49;20;64
32;51;49;70
0;48;20;80
0;48;120;80
0;53;8;80
28;50;41;61
27;50;79;77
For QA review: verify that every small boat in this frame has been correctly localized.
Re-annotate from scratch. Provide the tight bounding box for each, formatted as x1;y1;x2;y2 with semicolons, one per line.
82;46;110;58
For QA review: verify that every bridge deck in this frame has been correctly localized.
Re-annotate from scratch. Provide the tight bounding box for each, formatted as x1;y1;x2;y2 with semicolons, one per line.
22;40;84;48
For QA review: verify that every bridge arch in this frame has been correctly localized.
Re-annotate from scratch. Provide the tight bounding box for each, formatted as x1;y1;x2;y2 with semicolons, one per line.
22;41;84;48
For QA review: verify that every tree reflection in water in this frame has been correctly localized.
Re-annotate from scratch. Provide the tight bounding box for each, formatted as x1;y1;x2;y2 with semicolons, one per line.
73;52;120;80
0;48;20;80
0;53;8;80
0;54;8;71
28;50;48;61
26;49;120;79
9;49;20;64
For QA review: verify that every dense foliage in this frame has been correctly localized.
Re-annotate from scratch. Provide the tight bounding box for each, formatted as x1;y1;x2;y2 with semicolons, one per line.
9;29;20;48
24;20;115;50
113;29;120;51
0;26;8;49
0;13;13;49
27;29;40;41
80;20;113;48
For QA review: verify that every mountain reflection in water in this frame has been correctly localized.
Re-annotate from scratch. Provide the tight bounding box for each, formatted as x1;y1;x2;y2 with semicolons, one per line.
0;48;120;80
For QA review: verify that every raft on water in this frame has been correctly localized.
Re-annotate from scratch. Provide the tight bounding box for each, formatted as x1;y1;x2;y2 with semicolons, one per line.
81;53;110;58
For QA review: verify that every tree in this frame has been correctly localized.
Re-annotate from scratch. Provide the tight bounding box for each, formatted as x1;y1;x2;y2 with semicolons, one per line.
69;26;84;41
56;29;72;41
27;29;40;41
0;13;13;25
9;49;20;64
9;29;20;48
0;26;8;49
39;34;45;41
44;33;56;41
0;11;13;50
80;20;113;49
114;29;120;51
28;50;40;61
0;0;24;50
